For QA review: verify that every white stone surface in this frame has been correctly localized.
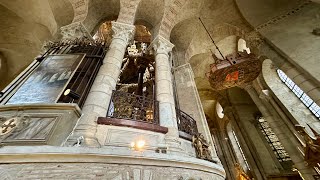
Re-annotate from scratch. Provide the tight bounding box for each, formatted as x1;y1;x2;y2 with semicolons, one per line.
66;22;135;147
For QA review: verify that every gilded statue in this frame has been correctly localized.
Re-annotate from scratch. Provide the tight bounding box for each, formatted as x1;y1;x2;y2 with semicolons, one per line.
192;133;214;162
295;124;320;166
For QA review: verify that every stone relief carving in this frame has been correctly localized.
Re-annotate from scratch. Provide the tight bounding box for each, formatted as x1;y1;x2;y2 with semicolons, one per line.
192;133;215;162
0;114;58;145
60;22;93;41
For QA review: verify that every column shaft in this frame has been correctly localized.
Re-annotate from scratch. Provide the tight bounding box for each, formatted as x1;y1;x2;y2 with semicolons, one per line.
152;36;181;153
66;22;135;147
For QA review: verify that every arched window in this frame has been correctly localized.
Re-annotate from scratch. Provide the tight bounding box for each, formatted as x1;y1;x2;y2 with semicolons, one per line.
277;69;320;119
257;116;291;162
227;124;251;171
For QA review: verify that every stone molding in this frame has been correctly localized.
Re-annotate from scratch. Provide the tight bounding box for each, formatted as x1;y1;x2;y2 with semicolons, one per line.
111;21;135;44
60;22;93;41
150;36;175;57
0;103;81;146
255;0;311;30
0;146;225;177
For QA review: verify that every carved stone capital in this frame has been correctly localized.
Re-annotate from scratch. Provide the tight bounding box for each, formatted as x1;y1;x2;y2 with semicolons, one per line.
111;21;135;44
150;36;175;56
60;22;93;41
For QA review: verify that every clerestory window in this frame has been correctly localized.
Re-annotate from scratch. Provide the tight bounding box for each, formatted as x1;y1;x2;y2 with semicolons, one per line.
277;69;320;119
257;116;291;162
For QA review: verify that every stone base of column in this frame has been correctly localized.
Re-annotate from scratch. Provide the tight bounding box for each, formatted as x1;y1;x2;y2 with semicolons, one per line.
64;123;101;148
164;128;184;155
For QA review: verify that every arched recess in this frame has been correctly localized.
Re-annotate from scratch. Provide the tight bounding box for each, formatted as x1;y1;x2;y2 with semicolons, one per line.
184;23;249;65
262;59;320;135
134;0;164;38
0;0;58;35
0;4;53;89
48;0;74;28
83;0;120;34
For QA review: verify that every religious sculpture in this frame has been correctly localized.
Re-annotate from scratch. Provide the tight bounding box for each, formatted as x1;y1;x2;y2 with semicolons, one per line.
192;133;214;162
235;163;251;180
295;124;320;167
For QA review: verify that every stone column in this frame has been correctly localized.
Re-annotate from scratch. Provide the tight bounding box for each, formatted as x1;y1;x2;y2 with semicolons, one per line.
244;84;316;179
66;21;135;147
151;36;181;153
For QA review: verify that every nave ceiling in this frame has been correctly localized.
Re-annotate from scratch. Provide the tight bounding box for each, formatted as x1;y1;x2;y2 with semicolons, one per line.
0;0;319;109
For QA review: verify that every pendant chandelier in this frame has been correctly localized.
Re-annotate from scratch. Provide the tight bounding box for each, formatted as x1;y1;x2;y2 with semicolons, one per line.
199;18;262;90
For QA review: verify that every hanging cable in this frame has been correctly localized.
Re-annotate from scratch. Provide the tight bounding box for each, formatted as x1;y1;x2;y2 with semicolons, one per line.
199;17;225;60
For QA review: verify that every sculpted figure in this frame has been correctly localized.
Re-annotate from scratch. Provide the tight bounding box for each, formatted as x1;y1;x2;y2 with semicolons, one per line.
192;133;213;161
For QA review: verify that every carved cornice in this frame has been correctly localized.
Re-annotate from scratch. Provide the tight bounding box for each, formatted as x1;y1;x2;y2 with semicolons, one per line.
60;22;93;41
150;36;175;57
111;21;135;44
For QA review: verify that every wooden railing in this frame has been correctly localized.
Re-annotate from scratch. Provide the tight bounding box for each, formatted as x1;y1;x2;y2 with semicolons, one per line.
107;90;160;125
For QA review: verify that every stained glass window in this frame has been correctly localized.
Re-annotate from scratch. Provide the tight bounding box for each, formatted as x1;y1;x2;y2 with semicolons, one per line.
231;130;251;170
257;117;291;162
277;69;320;120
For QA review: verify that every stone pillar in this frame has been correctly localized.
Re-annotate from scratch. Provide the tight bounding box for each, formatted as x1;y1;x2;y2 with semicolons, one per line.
151;36;181;153
66;21;135;147
173;63;218;158
244;84;316;179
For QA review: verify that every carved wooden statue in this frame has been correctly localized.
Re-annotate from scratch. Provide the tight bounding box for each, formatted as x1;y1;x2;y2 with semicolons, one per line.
295;124;320;167
192;133;214;162
235;163;251;180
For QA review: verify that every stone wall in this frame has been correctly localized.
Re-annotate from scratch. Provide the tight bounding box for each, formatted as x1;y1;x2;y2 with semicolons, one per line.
0;163;224;180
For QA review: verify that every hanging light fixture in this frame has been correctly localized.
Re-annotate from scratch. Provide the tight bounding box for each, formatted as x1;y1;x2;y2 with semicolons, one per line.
199;18;262;90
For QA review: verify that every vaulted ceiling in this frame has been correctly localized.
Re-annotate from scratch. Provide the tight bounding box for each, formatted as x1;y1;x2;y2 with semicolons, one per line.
0;0;319;97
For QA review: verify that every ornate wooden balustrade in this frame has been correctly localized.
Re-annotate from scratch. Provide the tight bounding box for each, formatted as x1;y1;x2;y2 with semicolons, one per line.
98;90;167;133
176;109;198;140
107;90;159;124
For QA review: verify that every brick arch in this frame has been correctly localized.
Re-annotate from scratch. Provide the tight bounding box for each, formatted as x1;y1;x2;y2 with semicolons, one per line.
116;0;141;25
158;0;188;39
69;0;89;23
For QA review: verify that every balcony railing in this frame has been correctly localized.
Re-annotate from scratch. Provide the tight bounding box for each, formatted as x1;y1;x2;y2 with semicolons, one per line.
107;90;159;125
176;109;198;139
